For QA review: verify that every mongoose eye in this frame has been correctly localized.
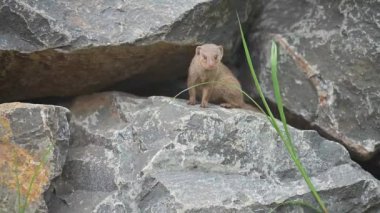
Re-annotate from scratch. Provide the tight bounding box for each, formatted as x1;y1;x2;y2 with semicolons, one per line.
214;55;218;60
202;55;207;60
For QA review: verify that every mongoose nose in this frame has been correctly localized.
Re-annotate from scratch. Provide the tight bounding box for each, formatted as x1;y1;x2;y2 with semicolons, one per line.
206;63;217;70
207;65;216;70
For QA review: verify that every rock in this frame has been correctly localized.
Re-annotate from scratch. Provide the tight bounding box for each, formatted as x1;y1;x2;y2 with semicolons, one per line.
0;0;256;102
0;103;70;213
239;0;380;163
48;92;380;212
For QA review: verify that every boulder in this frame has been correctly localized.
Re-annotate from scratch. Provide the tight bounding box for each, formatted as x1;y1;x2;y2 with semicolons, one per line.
0;103;70;212
0;0;257;102
47;92;380;212
240;0;380;164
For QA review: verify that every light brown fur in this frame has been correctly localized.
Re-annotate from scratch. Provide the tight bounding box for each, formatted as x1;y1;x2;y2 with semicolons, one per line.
187;44;257;111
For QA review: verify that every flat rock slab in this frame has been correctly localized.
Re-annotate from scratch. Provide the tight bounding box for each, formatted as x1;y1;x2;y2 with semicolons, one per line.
0;103;70;212
48;92;380;212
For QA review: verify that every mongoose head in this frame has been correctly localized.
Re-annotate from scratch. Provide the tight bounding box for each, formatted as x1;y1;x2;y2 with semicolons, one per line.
196;44;224;70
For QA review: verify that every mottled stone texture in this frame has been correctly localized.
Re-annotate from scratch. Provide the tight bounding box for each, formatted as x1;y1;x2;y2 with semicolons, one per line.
240;0;380;162
46;92;380;213
0;0;256;102
1;0;380;211
0;103;70;213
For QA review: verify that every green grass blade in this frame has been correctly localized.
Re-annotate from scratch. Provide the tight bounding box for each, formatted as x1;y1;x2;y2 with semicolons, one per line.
237;14;288;138
236;13;276;120
236;13;290;145
270;41;299;156
237;11;327;213
270;41;327;212
237;12;298;163
270;41;286;132
270;41;296;155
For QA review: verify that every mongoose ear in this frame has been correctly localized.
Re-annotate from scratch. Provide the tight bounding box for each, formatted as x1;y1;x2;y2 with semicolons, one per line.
218;45;224;58
196;46;202;55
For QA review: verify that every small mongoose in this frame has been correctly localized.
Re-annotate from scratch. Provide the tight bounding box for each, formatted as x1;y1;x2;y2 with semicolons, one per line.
187;43;256;111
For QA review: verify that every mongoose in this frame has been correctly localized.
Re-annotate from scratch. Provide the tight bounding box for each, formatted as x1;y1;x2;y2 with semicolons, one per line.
187;43;257;111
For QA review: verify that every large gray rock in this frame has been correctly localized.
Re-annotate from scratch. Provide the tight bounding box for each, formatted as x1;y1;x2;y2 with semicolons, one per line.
0;103;70;213
240;0;380;163
48;92;380;212
0;0;256;102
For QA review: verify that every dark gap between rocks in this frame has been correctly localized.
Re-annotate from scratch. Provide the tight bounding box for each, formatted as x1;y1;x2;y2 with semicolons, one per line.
0;42;195;103
26;96;75;107
258;98;380;180
105;75;189;99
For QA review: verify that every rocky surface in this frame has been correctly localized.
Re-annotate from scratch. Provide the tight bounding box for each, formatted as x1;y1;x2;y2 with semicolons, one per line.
0;103;70;213
0;0;257;102
0;0;379;212
240;0;380;163
46;92;380;212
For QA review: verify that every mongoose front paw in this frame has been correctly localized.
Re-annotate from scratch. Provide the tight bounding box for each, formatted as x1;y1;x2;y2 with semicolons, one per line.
187;99;196;105
200;102;208;108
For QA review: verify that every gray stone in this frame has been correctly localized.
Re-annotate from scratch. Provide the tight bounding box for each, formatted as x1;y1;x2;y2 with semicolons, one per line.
240;0;380;162
0;103;70;213
0;0;256;102
48;92;380;212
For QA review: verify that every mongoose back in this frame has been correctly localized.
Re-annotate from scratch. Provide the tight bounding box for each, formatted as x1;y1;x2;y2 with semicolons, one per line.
187;43;256;111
